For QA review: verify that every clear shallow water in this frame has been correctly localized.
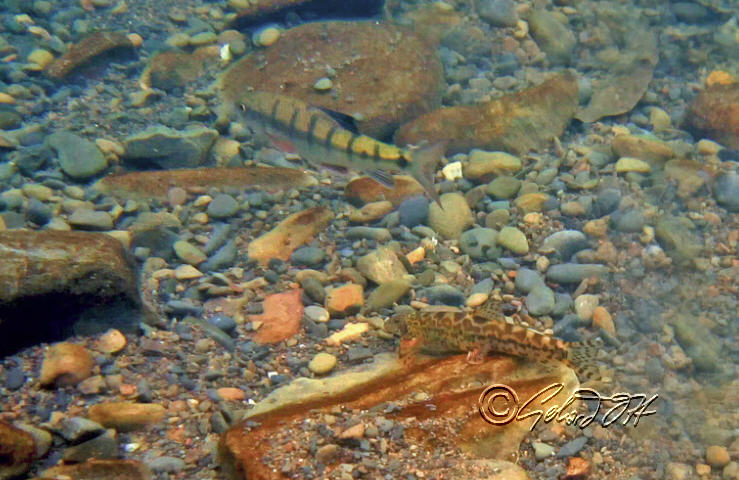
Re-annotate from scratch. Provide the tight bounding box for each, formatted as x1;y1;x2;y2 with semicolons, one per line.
0;0;737;479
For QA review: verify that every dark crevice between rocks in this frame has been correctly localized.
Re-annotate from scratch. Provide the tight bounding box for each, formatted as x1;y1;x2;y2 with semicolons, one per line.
231;0;385;29
0;294;141;357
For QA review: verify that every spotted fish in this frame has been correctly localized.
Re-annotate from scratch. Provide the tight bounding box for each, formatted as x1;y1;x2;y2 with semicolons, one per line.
237;91;447;205
384;299;603;379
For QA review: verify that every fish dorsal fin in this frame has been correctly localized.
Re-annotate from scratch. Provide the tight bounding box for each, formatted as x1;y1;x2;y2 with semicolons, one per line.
368;169;395;188
316;106;360;134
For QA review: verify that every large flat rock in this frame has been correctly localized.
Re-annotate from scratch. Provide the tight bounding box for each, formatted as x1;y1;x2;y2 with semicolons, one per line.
218;21;444;139
219;352;578;479
395;71;579;155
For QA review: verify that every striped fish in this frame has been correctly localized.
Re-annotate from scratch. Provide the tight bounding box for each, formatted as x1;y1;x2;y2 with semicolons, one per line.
237;91;446;205
384;299;603;380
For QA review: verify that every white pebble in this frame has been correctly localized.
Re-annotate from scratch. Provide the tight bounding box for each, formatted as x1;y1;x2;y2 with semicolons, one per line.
442;161;463;181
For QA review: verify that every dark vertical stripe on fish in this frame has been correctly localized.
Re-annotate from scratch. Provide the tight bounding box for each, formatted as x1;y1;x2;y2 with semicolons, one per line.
307;113;319;145
346;133;357;155
288;108;299;137
325;126;337;148
270;99;281;125
373;142;381;162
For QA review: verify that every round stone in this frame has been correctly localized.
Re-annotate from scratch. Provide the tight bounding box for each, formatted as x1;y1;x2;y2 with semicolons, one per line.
308;352;337;374
574;294;599;321
173;240;207;265
304;305;330;323
313;77;333;91
252;26;281;47
706;445;730;467
525;285;556;316
497;226;529;255
207;194;239;218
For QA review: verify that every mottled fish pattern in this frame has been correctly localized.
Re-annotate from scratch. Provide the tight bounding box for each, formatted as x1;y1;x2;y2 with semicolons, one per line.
238;91;446;204
385;299;602;379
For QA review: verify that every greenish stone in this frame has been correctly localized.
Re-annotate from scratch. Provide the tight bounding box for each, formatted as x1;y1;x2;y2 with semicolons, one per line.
47;131;108;179
364;280;410;313
528;10;576;64
486;176;521;199
497;226;529;255
655;215;701;264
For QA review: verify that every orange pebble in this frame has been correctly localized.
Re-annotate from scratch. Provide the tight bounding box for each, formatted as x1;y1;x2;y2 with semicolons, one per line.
706;70;735;87
565;457;590;478
592;306;615;336
217;387;246;401
119;383;137;396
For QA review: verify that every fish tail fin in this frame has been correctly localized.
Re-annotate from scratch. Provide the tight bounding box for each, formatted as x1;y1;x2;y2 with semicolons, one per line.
408;140;447;207
567;338;604;381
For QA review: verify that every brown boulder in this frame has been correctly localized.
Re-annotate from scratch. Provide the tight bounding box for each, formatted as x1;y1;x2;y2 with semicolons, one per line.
46;32;135;78
88;402;166;432
39;342;94;387
218;21;444;139
344;175;424;206
685;82;739;149
395;71;578;155
0;230;139;355
0;421;35;480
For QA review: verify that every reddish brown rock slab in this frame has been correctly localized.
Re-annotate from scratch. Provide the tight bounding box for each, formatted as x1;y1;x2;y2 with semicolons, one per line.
0;421;35;480
39;342;94;387
344;175;424;206
324;283;364;317
685;82;739;149
247;206;333;265
229;0;311;17
46;32;135;78
88;402;166;432
250;289;303;344
219;353;578;479
40;459;151;480
94;166;317;201
395;71;579;155
218;21;444;139
0;230;138;305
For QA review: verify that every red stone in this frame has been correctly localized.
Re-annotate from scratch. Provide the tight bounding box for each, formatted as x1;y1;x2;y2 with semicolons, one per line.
251;289;303;344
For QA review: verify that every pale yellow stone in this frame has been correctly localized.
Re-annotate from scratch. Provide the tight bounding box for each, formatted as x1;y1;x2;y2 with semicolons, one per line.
253;26;280;47
0;92;15;104
105;230;131;247
522;212;544;224
191;212;209;224
466;292;488;307
513;20;528;39
649;107;671;130
95;138;125;156
193;195;212;207
14;14;33;24
214;137;241;164
175;264;203;280
326;322;369;346
0;216;6;231
611;125;630;136
308;352;337;375
28;49;54;68
126;33;143;47
152;268;175;279
27;26;51;39
696;139;722;155
615;157;651;173
112;1;128;14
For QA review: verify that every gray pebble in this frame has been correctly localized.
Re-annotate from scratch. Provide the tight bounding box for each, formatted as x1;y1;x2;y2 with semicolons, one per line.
47;131;108;179
591;188;621;217
56;417;105;442
209;314;237;335
551;293;573;317
25;198;51;225
147;456;186;473
300;276;325;303
525;285;556;315
557;436;587;457
63;429;117;462
5;367;25;390
714;172;739;212
345;226;392;242
471;278;495;296
398;195;429;227
421;285;466;306
207;194;239;218
546;264;608;283
200;240;237;272
459;227;500;260
291;246;326;266
476;0;518;27
345;346;374;364
514;268;546;293
68;208;113;230
611;208;645;233
540;230;588;260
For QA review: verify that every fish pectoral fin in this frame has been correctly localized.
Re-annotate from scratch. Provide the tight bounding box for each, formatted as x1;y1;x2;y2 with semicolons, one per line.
316;106;360;133
368;169;396;188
